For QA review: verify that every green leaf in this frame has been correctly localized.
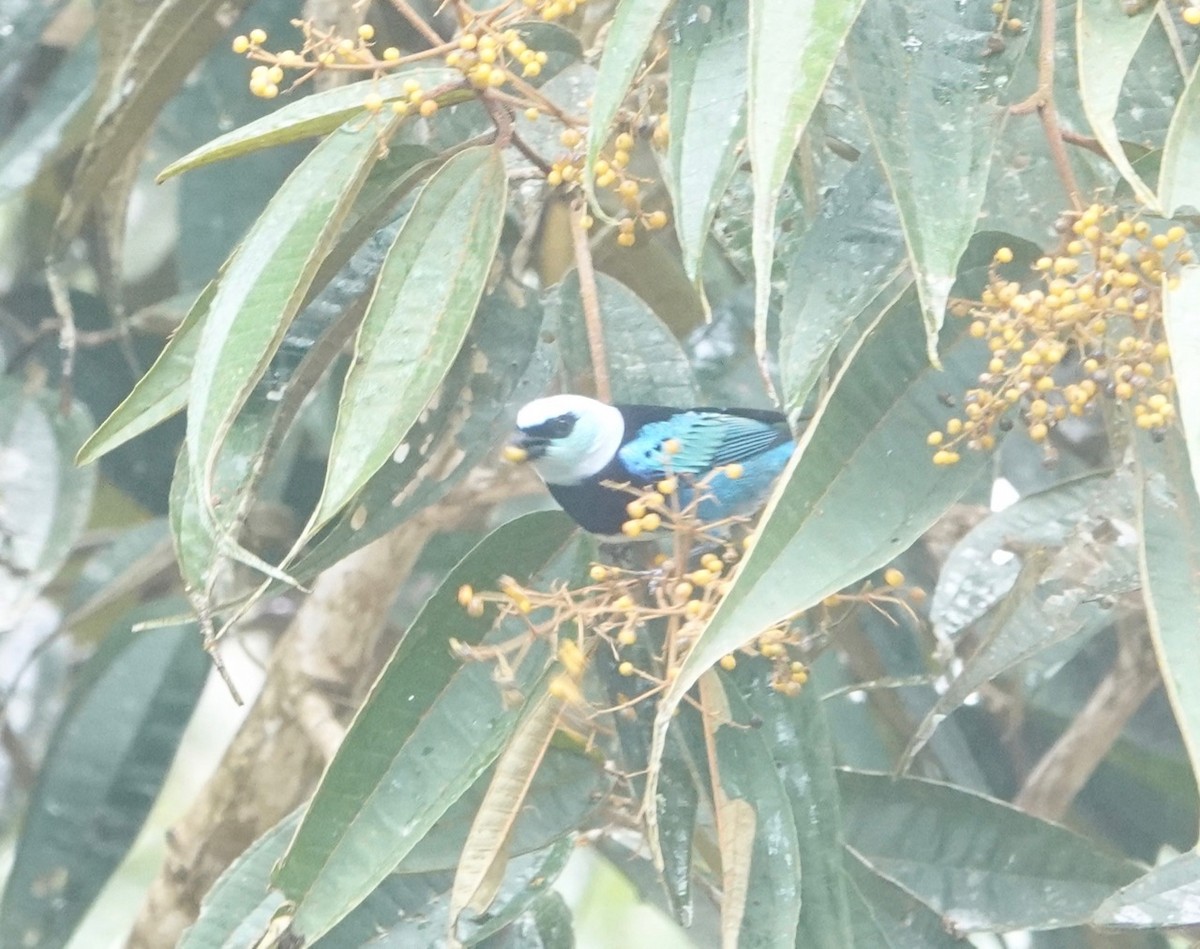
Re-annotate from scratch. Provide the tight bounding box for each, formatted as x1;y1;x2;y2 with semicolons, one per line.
553;270;697;405
647;237;1037;833
838;770;1141;932
311;145;507;530
704;672;802;946
1135;424;1200;797
77;280;212;465
179;811;301;949
1093;851;1200;929
0;33;96;201
1076;0;1160;211
583;0;674;199
157;67;462;181
845;0;1028;359
749;0;866;367
185;119;389;558
0;383;95;630
54;0;257;243
844;854;962;949
777;154;910;415
290;279;549;582
903;473;1140;770
667;0;748;281
273;512;579;942
1160;61;1200;216
737;665;853;948
0;600;209;949
1164;264;1200;500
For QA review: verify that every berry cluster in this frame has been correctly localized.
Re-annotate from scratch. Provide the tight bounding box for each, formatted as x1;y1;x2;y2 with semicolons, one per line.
445;26;549;88
232;22;394;99
929;207;1192;464
520;0;588;21
546;128;669;246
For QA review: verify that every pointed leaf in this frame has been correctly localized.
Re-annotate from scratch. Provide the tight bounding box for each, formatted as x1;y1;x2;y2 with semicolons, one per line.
738;665;853;947
667;0;748;281
846;0;1029;358
77;280;212;465
844;854;964;949
778;154;910;414
273;513;579;941
583;0;674;199
553;270;697;405
647;237;1038;832
1160;61;1200;216
1076;0;1159;211
748;0;867;367
1094;851;1200;929
702;671;802;947
1164;264;1200;497
838;770;1140;931
157;67;462;181
0;601;209;949
186;119;390;544
311;145;507;529
0;384;95;631
1135;424;1200;795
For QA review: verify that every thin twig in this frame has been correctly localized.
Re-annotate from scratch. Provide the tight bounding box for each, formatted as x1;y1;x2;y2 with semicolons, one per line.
1008;0;1082;208
386;0;445;47
569;196;610;402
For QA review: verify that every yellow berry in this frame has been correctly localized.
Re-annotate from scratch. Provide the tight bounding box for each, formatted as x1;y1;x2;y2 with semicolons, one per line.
560;127;582;147
646;210;668;230
662;438;681;455
614;594;634;611
523;61;542;77
358;24;375;40
626;498;647;519
719;655;737;671
232;35;250;54
391;101;409;116
657;476;677;495
932;449;960;466
459;33;478;50
363;92;384;112
457;584;475;606
994;246;1014;263
723;463;744;479
618;661;634;676
615;132;634;150
620;519;642;538
640;512;662;531
249;28;267;45
617;628;637;646
883;567;905;587
1029;422;1049;442
383;46;401;61
589;564;609;582
927;431;943;446
673;581;694;601
617;232;636;247
419;99;438;117
525;107;539;120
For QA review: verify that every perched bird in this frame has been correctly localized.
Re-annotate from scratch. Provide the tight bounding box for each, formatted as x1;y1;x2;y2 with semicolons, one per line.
507;394;794;536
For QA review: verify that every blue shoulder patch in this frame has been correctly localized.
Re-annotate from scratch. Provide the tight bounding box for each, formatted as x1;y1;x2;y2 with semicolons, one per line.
617;411;788;480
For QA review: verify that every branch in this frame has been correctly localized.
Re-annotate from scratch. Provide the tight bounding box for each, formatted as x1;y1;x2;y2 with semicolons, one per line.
569;196;611;402
1014;619;1160;821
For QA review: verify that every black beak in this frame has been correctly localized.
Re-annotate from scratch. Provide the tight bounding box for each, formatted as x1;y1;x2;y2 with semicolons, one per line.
504;432;548;463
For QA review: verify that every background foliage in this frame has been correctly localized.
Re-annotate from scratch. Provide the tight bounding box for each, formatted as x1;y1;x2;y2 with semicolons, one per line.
0;0;1199;946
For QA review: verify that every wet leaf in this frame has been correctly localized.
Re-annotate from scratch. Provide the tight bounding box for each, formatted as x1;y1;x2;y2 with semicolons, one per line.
553;270;697;405
667;0;748;281
839;769;1140;931
1093;851;1200;929
311;145;507;530
0;383;95;631
583;0;674;198
844;853;963;948
157;67;462;181
1159;61;1200;216
0;600;209;949
778;154;910;415
1135;424;1200;794
1076;0;1160;210
846;0;1030;358
273;513;581;942
749;0;866;368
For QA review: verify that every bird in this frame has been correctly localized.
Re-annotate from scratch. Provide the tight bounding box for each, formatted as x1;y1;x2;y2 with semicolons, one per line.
506;394;794;537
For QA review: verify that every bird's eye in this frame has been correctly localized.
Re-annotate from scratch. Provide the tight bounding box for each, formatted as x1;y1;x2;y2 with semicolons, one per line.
545;414;575;438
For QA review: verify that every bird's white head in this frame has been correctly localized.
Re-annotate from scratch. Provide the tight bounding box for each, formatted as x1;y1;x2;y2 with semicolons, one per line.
511;394;625;485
